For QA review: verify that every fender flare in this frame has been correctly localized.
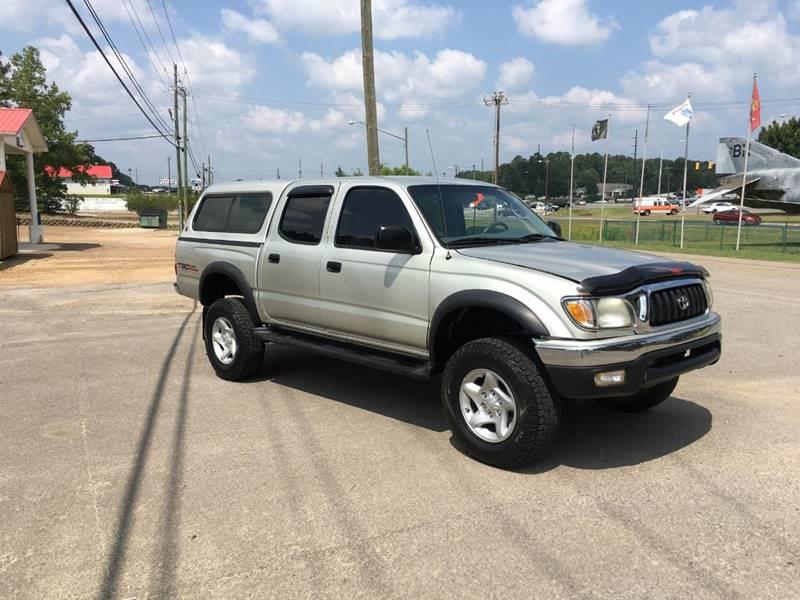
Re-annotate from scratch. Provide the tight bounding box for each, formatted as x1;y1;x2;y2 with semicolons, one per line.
428;290;549;365
199;262;260;324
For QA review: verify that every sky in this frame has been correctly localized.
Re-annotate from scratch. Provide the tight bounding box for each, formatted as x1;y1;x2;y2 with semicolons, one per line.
3;0;800;185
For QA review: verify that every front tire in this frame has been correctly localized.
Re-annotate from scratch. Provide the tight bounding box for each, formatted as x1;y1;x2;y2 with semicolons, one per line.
441;337;559;469
598;377;678;413
204;298;264;381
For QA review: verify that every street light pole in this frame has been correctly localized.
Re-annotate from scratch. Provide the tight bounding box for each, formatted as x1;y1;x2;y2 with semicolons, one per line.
349;120;408;171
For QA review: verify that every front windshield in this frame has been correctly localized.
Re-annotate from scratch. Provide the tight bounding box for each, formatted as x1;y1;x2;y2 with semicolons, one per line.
407;184;559;247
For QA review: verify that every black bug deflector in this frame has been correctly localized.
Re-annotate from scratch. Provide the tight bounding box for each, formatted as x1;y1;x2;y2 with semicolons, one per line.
579;262;708;296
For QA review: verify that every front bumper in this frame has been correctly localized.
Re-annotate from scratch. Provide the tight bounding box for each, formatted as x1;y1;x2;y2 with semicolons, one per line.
535;312;721;399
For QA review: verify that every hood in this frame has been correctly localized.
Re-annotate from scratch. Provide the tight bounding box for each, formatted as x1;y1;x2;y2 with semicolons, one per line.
457;241;672;283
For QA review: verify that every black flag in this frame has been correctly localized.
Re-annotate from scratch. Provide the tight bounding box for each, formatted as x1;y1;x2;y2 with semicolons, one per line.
592;119;608;141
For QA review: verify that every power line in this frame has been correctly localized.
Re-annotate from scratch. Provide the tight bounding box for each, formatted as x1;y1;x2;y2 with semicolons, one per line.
79;0;173;134
63;0;176;147
144;0;175;65
122;0;169;86
77;134;166;142
159;0;209;166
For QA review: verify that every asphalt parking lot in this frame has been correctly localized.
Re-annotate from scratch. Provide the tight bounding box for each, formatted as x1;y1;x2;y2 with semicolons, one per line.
1;228;799;599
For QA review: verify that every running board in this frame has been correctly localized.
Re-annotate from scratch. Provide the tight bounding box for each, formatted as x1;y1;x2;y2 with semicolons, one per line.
253;327;433;381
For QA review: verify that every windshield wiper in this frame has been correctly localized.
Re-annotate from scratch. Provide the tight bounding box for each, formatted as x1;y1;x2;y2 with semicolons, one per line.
445;236;523;247
513;233;562;243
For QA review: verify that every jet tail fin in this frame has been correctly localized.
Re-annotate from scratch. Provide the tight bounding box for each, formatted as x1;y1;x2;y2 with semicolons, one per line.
716;137;800;174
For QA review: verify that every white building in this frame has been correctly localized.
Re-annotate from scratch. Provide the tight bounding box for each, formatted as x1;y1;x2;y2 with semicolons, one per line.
46;164;115;196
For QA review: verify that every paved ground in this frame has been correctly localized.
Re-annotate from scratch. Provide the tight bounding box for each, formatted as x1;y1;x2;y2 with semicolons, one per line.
1;228;799;599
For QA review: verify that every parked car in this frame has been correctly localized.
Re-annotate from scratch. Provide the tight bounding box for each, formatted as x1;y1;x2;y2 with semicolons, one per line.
713;209;762;225
175;177;720;469
702;202;736;214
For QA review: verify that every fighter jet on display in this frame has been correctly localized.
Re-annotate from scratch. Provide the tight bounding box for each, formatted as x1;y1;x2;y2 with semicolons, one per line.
689;137;800;214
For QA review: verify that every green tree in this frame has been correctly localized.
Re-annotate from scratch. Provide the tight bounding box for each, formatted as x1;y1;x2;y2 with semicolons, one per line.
334;166;347;177
379;164;421;176
0;46;89;213
758;117;800;158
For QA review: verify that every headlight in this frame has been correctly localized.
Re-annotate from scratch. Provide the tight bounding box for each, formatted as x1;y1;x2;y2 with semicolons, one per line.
703;279;714;307
563;297;635;329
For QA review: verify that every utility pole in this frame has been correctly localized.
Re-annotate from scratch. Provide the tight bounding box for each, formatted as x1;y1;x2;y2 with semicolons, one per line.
182;85;189;209
201;161;206;189
167;156;171;193
631;128;638;201
172;64;184;229
404;126;409;172
360;0;380;175
483;91;508;184
320;162;324;178
135;168;138;185
277;167;280;180
298;158;302;179
207;154;212;185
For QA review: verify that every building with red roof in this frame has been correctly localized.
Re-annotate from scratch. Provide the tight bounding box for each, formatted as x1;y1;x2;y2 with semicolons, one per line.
45;163;116;196
0;107;48;244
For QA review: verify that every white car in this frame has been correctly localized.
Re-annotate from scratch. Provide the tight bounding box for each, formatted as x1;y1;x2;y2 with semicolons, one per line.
702;202;736;214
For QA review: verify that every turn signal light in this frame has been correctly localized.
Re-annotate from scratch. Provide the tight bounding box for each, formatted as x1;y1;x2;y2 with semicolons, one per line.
565;299;595;328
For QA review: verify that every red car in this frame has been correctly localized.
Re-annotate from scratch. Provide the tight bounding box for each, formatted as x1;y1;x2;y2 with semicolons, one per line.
712;209;762;225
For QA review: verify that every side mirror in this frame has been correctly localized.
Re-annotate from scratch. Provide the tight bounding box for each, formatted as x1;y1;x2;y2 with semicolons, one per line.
547;220;562;237
375;225;418;253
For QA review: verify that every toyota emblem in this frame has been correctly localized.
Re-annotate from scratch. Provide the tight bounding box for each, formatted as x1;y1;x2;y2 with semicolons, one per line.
677;294;690;311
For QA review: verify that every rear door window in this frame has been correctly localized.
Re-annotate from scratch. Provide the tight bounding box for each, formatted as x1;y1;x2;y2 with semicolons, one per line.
279;194;332;245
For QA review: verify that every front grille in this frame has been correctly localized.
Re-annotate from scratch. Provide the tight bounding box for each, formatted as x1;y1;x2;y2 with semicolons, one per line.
649;284;707;326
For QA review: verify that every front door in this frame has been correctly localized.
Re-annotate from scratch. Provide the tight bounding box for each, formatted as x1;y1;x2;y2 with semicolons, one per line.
320;184;432;355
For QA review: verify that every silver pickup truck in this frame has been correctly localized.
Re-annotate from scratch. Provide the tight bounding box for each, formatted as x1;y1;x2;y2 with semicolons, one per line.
175;177;721;468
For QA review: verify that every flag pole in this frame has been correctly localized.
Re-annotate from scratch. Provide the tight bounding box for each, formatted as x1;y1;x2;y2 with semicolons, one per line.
679;93;692;249
599;113;611;243
635;104;651;245
568;122;575;240
657;145;663;196
736;73;757;251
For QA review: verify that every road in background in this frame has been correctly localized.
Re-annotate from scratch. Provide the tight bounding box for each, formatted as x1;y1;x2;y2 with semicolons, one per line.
1;228;798;599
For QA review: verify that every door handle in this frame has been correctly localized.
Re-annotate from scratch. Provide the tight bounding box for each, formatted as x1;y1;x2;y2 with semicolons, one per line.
268;253;280;264
326;261;342;273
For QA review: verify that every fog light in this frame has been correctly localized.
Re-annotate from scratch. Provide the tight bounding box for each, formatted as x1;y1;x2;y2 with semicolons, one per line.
594;370;626;387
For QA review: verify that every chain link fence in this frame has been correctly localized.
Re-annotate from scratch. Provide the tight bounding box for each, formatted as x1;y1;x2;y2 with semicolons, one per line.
552;218;800;259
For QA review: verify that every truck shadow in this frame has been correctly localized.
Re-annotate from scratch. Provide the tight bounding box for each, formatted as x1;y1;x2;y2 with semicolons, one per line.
251;345;712;469
497;397;711;474
252;344;447;432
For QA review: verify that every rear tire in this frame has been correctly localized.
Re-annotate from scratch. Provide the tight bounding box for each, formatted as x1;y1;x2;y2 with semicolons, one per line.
598;377;678;413
644;209;651;216
441;337;559;469
204;298;264;381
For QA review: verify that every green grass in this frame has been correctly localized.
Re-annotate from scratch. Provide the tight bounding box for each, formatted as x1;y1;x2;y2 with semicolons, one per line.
552;217;800;263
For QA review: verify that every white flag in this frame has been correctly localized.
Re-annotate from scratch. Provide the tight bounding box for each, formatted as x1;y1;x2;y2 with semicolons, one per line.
664;99;693;127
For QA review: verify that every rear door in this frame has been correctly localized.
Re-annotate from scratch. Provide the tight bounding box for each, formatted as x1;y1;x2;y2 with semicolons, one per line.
257;184;336;329
319;183;432;355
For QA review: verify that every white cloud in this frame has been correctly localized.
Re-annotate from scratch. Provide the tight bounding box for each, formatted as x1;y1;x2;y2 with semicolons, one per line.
512;0;618;45
497;57;535;91
172;35;256;89
242;105;306;133
301;48;486;106
221;9;280;44
256;0;458;39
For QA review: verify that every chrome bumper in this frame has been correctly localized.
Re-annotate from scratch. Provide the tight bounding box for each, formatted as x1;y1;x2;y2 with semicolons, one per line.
535;312;721;367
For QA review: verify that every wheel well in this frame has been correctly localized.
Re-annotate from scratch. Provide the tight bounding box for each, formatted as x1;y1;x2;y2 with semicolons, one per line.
200;272;243;306
432;306;529;369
